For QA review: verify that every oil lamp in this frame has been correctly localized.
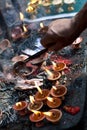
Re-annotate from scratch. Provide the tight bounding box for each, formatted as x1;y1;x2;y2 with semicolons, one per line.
52;61;66;72
47;97;62;108
29;110;45;122
64;0;76;11
0;39;11;51
50;85;67;98
44;109;62;123
28;96;43;111
72;37;83;49
12;101;28;116
39;22;48;35
44;68;61;81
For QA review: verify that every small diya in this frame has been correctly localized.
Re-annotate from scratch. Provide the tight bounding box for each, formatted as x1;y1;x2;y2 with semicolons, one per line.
50;85;67;98
28;96;43;111
13;63;37;77
29;110;45;122
0;39;11;51
13;101;28;116
52;61;66;72
44;109;62;123
39;22;48;35
47;97;62;108
35;88;50;102
72;37;83;49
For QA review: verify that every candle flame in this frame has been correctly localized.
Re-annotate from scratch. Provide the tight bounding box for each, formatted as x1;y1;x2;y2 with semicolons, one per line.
23;25;27;32
40;22;44;28
26;5;34;13
16;102;22;107
52;86;57;90
52;61;57;68
44;68;53;77
47;97;54;102
19;12;24;21
31;110;41;115
43;112;52;116
35;81;42;94
29;96;35;104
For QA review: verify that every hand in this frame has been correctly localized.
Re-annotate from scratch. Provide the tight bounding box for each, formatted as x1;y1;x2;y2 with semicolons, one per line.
40;18;82;51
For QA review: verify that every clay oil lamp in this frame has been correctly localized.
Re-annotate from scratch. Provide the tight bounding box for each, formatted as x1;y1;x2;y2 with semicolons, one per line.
35;81;49;103
72;37;83;49
50;85;67;98
13;63;37;77
52;61;66;72
13;101;28;116
44;109;62;123
47;96;62;108
29;110;45;122
44;68;61;81
64;0;75;11
28;96;43;111
0;39;11;52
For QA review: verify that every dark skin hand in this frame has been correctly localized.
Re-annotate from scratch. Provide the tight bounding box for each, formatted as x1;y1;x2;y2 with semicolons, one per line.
41;2;87;51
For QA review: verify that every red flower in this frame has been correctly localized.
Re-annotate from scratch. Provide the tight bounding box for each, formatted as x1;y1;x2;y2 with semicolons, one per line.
63;106;80;115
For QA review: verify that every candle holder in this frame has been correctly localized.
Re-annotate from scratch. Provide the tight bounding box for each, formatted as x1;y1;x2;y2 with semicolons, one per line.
29;111;45;122
47;71;61;81
13;101;28;116
28;101;43;111
45;109;62;123
47;97;62;108
52;62;66;72
35;89;50;102
72;37;83;49
50;85;67;98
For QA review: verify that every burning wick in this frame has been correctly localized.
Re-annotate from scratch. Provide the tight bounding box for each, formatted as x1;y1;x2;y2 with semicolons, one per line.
47;97;54;102
29;96;35;104
44;68;54;78
52;86;58;91
43;112;52;117
40;22;44;28
16;102;22;107
19;12;24;25
31;110;41;116
35;81;42;94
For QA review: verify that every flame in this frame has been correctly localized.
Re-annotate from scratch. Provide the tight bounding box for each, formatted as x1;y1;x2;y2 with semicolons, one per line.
29;96;35;104
47;97;54;102
44;68;54;77
23;25;27;32
26;5;34;13
52;86;57;90
16;102;22;107
30;0;38;4
52;61;57;68
31;110;41;115
40;22;44;28
35;81;42;94
19;12;24;21
43;112;52;116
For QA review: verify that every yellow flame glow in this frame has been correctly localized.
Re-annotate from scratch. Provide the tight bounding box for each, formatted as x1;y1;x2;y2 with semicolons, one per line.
16;102;22;107
31;110;41;115
35;81;42;94
43;112;52;116
52;61;57;68
23;25;27;32
47;97;54;102
29;96;35;104
44;68;53;77
40;22;44;28
19;12;24;21
52;86;57;90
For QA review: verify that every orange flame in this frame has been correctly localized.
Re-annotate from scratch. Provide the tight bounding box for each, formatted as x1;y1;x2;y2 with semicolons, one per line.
26;5;34;13
44;68;54;77
43;112;52;116
52;86;57;90
23;25;27;32
29;96;35;104
16;102;22;107
19;12;24;21
40;22;44;28
35;81;42;94
52;61;57;68
47;97;54;102
31;110;41;115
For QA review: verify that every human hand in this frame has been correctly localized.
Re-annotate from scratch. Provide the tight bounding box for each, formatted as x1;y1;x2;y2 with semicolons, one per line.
40;18;81;51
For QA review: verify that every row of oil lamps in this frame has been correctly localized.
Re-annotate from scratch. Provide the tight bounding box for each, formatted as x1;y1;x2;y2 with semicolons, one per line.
12;61;68;123
26;0;76;14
